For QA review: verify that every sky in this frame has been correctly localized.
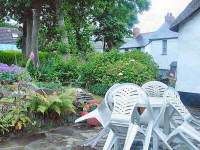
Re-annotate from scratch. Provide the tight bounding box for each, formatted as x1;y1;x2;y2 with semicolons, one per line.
135;0;192;33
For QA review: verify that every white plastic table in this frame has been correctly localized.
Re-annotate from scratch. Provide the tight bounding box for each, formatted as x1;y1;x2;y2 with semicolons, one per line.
136;97;171;150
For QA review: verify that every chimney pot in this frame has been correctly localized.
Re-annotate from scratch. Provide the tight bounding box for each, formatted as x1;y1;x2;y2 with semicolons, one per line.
133;27;140;37
165;13;175;22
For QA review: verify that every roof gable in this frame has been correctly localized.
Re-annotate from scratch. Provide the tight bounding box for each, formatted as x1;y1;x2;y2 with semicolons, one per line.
150;20;178;40
170;0;200;32
119;32;154;49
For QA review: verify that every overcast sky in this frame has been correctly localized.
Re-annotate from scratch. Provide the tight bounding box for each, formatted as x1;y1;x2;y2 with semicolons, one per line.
135;0;192;33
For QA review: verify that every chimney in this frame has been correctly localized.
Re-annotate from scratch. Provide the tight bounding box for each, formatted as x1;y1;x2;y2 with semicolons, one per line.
133;27;140;37
165;13;175;22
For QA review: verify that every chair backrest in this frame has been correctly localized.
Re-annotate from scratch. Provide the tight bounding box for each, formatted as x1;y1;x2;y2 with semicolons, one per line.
163;87;191;120
142;81;168;97
111;84;153;123
104;83;121;110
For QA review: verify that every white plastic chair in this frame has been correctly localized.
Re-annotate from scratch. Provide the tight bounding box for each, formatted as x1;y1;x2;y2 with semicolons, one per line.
142;81;168;97
75;83;121;147
140;81;168;127
103;84;155;150
154;87;200;150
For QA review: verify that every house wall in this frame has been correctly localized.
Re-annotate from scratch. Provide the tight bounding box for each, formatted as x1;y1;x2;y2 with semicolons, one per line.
0;44;20;51
176;12;200;93
150;38;178;70
144;43;151;54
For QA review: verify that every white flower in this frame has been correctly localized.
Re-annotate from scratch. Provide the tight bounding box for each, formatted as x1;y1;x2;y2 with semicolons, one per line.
118;73;123;76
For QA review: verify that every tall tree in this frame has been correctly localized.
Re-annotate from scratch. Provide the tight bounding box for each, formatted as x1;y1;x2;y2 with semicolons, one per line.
93;0;150;51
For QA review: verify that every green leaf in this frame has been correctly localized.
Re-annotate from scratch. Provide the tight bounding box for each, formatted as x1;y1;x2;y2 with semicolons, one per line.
1;98;15;103
37;105;48;114
51;105;61;115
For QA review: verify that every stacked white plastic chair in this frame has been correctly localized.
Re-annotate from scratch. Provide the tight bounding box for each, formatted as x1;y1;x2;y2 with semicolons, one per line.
142;81;168;97
75;84;121;147
103;83;154;150
140;81;168;127
153;87;200;150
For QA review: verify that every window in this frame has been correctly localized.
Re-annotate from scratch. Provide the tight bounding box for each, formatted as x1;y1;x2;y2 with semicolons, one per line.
12;33;18;39
162;40;167;55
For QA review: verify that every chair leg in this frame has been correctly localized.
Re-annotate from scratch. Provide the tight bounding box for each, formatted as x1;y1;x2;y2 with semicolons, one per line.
178;132;199;150
143;121;153;150
180;122;200;142
103;130;117;150
123;123;139;150
84;127;109;147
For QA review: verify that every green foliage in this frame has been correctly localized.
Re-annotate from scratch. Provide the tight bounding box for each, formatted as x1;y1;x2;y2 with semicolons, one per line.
0;113;11;135
87;83;110;96
79;50;159;88
0;22;18;28
27;90;76;115
93;0;150;51
0;51;22;66
45;54;81;83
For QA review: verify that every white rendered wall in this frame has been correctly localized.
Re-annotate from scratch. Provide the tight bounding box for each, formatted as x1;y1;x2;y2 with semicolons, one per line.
150;39;178;70
144;43;152;54
176;12;200;93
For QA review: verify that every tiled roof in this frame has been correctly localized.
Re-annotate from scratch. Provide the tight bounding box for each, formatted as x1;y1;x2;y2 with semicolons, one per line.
170;0;200;32
0;27;22;44
119;32;154;49
150;20;178;40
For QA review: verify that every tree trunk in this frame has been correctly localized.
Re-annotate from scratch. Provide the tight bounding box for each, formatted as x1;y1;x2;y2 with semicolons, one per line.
22;20;27;59
56;0;68;44
26;8;33;57
31;1;41;66
106;39;114;51
103;38;106;52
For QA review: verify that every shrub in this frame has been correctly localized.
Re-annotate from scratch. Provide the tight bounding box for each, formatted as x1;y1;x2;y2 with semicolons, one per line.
87;83;110;96
79;50;159;88
0;51;22;66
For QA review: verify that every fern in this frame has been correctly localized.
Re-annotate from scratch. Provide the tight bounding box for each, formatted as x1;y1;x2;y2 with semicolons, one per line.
37;105;48;114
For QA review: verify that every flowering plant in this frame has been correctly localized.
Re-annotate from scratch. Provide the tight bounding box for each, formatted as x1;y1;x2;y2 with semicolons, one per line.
0;63;30;82
168;74;176;88
81;100;99;116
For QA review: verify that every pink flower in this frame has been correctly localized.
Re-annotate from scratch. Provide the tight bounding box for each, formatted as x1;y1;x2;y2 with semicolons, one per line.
13;82;20;86
29;52;34;58
36;63;39;67
169;74;173;78
168;81;172;85
39;72;41;76
52;50;57;53
31;90;35;94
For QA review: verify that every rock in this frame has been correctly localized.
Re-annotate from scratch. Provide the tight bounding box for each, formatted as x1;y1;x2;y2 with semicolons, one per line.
73;92;94;109
1;79;13;85
11;91;25;99
22;82;39;91
0;87;13;98
36;88;56;95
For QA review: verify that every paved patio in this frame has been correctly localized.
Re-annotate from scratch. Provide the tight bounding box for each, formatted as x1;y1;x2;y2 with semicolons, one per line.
0;107;199;150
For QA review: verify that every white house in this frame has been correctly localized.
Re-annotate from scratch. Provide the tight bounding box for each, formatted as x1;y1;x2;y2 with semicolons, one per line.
119;13;178;77
170;0;200;107
0;27;21;51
